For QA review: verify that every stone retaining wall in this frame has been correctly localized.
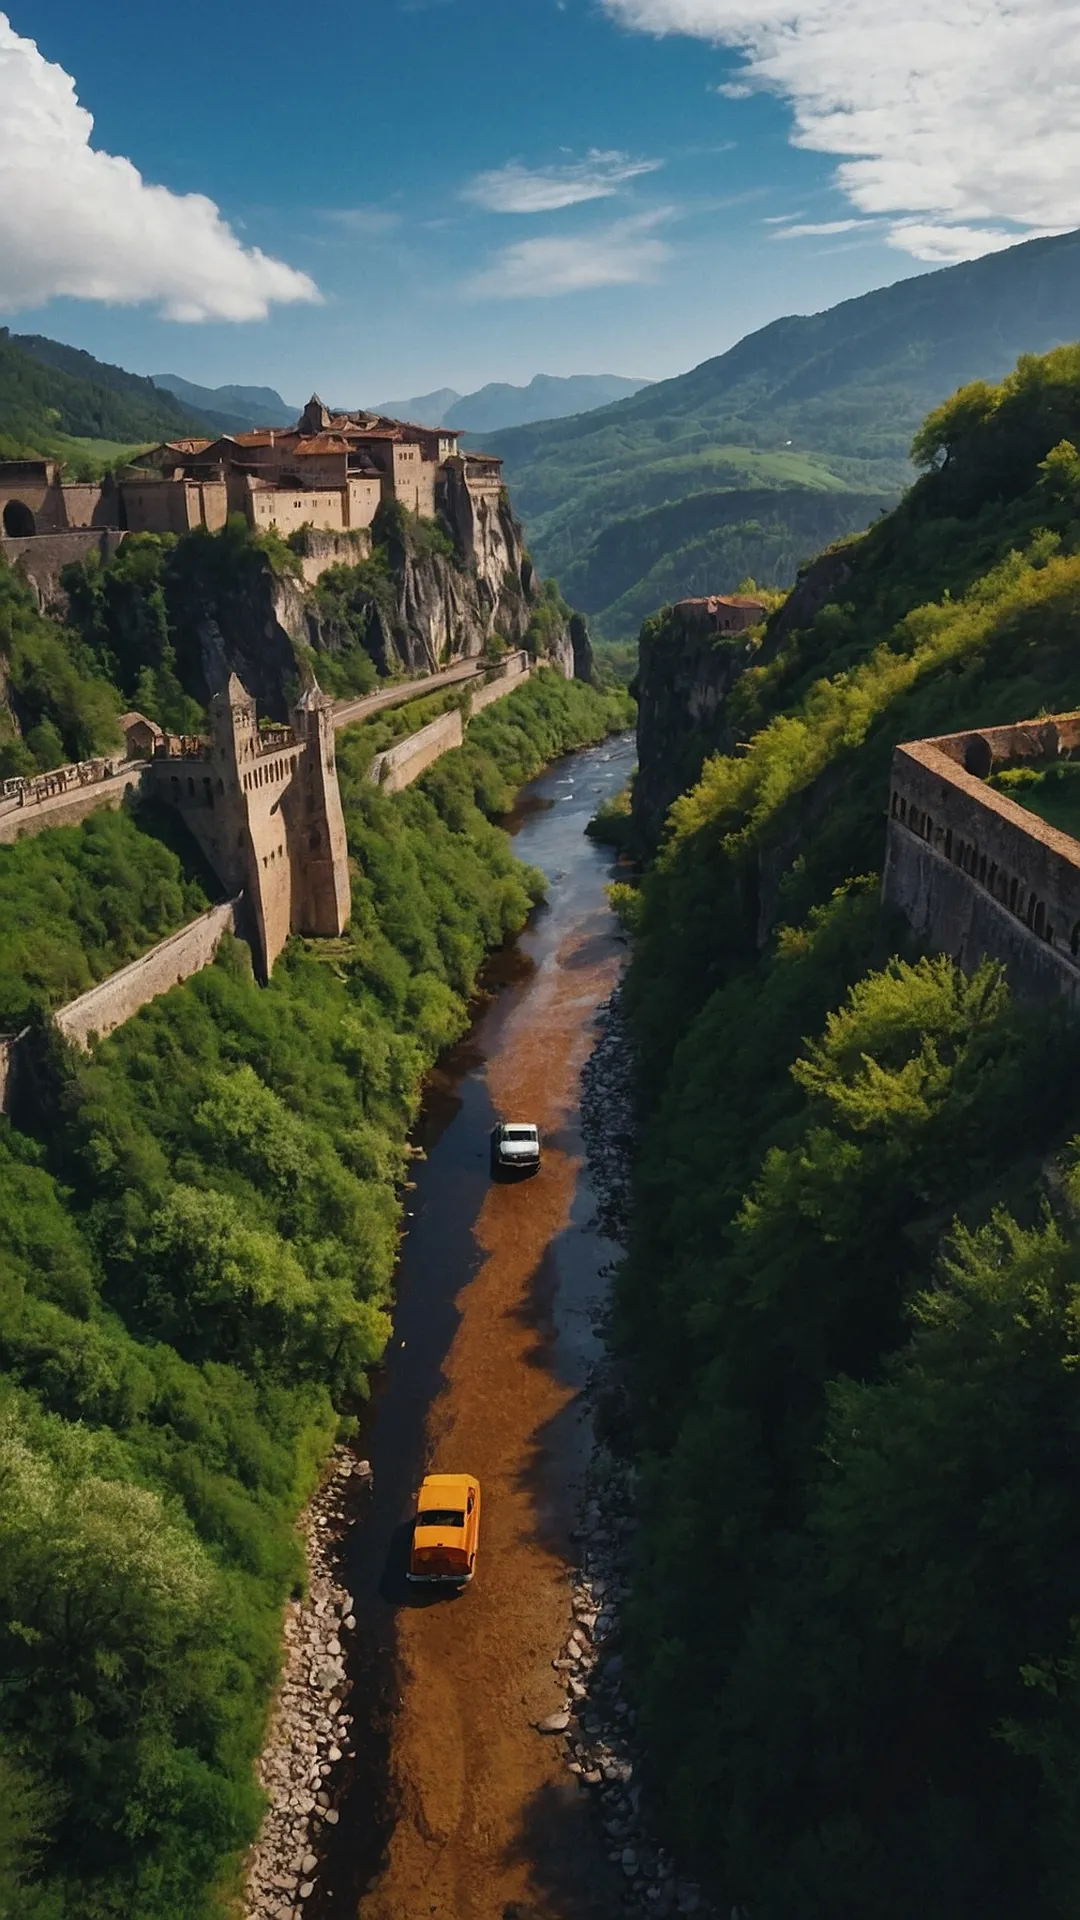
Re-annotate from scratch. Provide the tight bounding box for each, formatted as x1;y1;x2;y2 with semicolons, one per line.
55;898;244;1051
467;652;529;715
369;709;465;793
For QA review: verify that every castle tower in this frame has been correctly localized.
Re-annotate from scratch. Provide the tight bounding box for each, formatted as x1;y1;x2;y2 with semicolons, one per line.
290;679;351;939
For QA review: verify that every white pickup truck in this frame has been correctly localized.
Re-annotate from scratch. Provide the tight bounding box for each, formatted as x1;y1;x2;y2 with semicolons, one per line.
490;1121;541;1179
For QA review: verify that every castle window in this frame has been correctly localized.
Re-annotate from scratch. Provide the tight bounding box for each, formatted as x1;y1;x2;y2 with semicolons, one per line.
218;778;224;796
1035;900;1047;938
1009;876;1019;911
988;862;997;893
1071;922;1080;957
187;778;195;799
945;828;954;860
978;853;987;885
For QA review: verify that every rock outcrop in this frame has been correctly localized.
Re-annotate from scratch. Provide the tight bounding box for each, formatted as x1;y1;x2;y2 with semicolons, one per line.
631;599;756;848
188;494;590;713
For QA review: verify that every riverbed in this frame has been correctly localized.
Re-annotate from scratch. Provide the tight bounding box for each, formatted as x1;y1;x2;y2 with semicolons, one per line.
309;732;636;1920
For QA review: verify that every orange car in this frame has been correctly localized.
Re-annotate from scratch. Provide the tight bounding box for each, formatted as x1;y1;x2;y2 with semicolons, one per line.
407;1473;481;1585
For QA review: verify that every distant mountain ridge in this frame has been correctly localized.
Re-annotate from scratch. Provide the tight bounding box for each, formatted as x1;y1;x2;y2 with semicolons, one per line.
486;228;1080;638
1;332;207;461
151;373;299;434
371;372;649;433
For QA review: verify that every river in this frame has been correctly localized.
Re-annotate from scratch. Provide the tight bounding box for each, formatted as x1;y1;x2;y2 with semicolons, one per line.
310;730;636;1920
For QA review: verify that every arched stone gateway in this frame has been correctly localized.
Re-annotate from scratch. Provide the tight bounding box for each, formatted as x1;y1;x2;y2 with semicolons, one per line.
2;499;35;537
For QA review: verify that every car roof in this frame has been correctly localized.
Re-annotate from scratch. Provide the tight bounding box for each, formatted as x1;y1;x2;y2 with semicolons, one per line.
417;1472;477;1507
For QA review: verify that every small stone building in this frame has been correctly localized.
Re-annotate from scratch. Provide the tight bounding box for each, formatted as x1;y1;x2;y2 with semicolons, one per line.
673;594;768;635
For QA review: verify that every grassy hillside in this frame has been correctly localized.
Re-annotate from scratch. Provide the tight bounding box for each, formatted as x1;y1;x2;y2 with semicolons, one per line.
493;228;1080;636
0;331;205;468
614;342;1080;1917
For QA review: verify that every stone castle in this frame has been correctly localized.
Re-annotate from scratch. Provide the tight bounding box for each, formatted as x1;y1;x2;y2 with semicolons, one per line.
142;670;350;981
0;395;504;544
883;712;1080;1003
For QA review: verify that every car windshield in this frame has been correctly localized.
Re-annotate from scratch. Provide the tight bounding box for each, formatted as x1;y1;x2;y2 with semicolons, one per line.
417;1509;464;1529
505;1127;536;1140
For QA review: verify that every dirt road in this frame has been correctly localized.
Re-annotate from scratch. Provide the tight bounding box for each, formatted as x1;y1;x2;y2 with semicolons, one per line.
310;738;634;1920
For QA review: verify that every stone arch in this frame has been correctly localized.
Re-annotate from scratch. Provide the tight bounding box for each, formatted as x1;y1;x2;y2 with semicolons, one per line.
2;499;35;537
963;734;993;779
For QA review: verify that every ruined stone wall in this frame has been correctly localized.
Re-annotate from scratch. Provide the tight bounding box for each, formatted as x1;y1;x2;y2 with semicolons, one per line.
883;726;1080;1003
0;528;126;610
55;898;244;1050
369;709;464;793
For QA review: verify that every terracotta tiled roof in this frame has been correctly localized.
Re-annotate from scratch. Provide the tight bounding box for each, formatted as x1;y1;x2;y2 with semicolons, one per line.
292;435;352;455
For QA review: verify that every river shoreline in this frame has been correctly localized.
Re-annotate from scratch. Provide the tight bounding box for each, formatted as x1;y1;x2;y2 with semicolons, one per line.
242;734;636;1920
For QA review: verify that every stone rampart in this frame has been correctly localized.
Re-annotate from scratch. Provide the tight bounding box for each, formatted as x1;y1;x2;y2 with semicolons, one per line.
0;761;144;844
466;652;529;714
54;898;244;1051
883;715;1080;1004
369;709;464;793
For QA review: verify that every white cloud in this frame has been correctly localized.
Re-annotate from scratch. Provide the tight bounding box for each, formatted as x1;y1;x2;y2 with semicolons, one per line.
464;212;673;297
602;0;1080;262
770;217;877;237
0;15;319;321
463;150;663;214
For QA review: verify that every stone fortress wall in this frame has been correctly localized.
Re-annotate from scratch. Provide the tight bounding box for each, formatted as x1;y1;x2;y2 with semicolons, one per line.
883;713;1080;1003
369;709;464;793
0;757;144;844
0;653;536;1112
55;899;244;1050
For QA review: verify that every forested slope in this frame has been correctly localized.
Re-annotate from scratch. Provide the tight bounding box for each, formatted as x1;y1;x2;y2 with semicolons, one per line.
0;667;630;1918
493;228;1080;636
0;331;204;464
616;343;1080;1917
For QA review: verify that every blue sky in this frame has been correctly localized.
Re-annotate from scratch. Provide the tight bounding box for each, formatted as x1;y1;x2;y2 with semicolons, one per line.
1;0;1073;405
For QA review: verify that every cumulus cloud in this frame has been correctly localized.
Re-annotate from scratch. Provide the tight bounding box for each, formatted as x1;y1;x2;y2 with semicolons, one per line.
602;0;1080;261
463;150;663;214
464;212;673;297
0;15;319;320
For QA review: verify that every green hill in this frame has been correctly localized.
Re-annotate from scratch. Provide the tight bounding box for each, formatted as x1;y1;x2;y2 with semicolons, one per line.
493;227;1080;635
562;485;894;639
614;342;1080;1916
0;331;206;468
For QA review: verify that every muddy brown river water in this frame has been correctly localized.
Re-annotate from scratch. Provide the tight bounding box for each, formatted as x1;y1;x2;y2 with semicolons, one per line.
309;733;636;1920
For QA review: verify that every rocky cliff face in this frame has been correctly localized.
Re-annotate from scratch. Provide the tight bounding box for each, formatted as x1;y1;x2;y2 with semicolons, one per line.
631;601;756;848
631;547;857;852
195;484;591;713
